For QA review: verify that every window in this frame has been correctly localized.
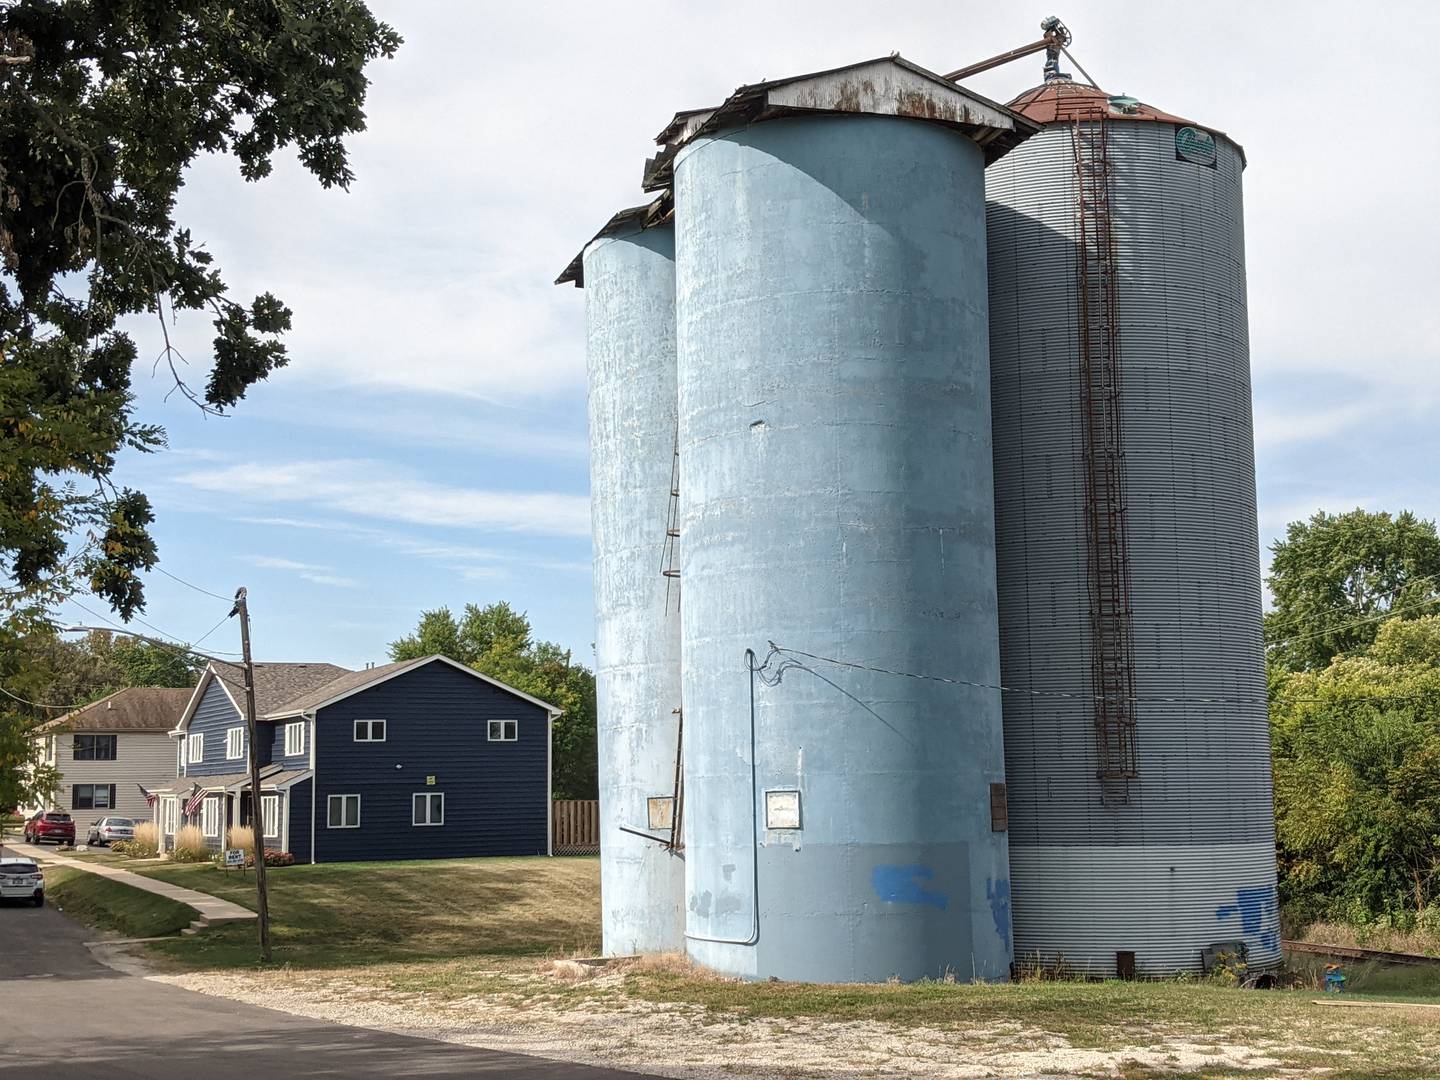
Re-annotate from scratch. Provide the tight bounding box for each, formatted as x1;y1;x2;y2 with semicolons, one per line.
284;721;305;757
327;794;360;828
261;794;280;839
162;798;177;835
42;737;55;765
72;734;118;761
354;719;387;742
226;727;245;760
73;783;116;810
487;719;517;742
188;732;204;765
201;797;220;838
412;792;444;826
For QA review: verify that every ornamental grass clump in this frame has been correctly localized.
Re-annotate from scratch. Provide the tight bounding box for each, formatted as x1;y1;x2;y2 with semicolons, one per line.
171;825;209;863
131;821;159;856
226;825;256;856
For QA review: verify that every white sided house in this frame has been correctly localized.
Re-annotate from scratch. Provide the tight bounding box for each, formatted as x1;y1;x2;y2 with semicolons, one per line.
31;687;191;827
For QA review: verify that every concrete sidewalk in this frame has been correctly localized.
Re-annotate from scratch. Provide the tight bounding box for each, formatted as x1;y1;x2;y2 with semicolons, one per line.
1;839;256;927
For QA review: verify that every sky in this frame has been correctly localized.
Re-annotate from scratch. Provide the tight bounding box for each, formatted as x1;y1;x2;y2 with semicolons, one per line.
62;0;1440;669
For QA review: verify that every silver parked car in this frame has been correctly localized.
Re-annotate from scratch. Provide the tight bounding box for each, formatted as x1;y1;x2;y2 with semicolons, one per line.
86;816;136;847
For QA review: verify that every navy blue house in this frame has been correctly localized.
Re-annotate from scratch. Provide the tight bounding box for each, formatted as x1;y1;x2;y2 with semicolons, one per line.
151;656;559;863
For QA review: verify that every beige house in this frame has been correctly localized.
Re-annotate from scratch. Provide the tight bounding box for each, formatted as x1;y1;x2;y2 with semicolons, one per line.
32;688;191;829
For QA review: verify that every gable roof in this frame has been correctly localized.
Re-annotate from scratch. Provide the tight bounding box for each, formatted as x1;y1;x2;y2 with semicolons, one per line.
36;687;192;734
264;654;563;719
210;661;352;716
174;661;352;733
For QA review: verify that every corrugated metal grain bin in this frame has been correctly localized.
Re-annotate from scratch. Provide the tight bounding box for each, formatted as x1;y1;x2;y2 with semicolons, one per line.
986;76;1280;975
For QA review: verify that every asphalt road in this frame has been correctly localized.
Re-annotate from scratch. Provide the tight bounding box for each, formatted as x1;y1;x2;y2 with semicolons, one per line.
0;898;659;1079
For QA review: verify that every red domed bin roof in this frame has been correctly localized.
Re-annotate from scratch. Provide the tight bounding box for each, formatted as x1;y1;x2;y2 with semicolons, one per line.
1007;78;1245;165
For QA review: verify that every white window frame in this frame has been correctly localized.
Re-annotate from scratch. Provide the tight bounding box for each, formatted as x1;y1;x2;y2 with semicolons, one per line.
353;719;387;742
327;794;360;829
412;792;444;827
225;727;245;760
201;797;221;839
284;721;305;757
487;719;518;742
261;794;280;839
176;739;183;773
187;732;204;765
162;797;177;835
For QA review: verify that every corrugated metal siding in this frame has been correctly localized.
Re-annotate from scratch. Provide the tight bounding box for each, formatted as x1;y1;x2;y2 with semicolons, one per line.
50;732;177;828
987;118;1279;972
313;662;549;863
184;679;248;777
584;221;688;955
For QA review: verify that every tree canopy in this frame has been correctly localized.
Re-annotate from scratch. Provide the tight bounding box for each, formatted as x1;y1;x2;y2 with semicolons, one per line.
0;1;400;629
389;603;598;800
1264;509;1440;671
1271;614;1440;925
0;627;201;809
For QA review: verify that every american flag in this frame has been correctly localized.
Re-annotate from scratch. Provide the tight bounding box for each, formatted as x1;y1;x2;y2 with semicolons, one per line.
183;783;205;817
137;783;157;807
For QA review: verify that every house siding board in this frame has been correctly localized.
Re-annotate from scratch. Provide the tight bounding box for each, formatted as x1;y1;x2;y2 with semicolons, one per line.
288;779;312;862
41;731;176;827
185;680;245;776
267;718;309;770
313;662;549;863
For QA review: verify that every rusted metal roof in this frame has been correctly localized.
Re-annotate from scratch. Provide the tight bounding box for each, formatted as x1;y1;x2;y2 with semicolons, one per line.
641;55;1039;194
1007;79;1245;165
555;195;672;288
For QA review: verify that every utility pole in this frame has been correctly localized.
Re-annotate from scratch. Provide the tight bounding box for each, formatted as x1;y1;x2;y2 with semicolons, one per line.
232;587;272;963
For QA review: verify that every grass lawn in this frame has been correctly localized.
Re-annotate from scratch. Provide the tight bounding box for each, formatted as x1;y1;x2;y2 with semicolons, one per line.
133;855;601;969
43;866;197;938
37;849;1440;1078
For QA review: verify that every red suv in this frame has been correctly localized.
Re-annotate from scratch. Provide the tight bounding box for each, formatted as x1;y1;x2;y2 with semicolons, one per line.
22;810;75;846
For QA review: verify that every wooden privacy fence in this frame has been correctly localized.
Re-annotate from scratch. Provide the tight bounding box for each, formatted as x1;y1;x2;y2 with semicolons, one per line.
553;799;600;854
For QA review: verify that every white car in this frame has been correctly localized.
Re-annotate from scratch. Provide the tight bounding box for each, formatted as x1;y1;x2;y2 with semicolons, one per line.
0;858;44;907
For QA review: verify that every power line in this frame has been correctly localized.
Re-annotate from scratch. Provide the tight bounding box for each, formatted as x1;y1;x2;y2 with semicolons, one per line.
68;598;242;658
0;682;89;712
154;566;234;604
762;643;1440;710
1265;592;1440;651
190;610;235;650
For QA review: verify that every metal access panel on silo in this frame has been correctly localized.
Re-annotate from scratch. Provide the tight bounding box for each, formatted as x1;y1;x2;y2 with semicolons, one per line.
582;220;686;956
987;110;1280;975
675;107;1013;984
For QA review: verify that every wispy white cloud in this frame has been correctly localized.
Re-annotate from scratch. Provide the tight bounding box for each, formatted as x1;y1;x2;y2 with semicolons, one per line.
178;459;590;537
234;515;591;584
239;554;358;589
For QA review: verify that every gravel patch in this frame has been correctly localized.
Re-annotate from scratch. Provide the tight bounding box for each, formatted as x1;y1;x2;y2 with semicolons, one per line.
132;960;1295;1079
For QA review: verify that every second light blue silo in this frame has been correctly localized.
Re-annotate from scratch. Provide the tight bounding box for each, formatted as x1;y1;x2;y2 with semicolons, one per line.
583;217;686;956
675;114;1012;982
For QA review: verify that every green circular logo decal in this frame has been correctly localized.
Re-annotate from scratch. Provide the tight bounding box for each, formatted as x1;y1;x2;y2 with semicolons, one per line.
1175;125;1218;167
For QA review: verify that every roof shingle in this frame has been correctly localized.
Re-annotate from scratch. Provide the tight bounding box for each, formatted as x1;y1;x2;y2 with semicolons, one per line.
37;687;192;734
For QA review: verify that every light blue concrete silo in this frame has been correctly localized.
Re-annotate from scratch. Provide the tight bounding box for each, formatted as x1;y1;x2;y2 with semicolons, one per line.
575;212;686;955
670;63;1030;981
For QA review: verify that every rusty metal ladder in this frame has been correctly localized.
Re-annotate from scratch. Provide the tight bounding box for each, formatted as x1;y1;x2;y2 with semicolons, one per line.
1070;113;1139;804
660;428;681;609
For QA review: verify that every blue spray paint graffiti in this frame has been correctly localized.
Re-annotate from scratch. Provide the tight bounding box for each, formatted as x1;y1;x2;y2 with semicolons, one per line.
872;865;948;910
1215;885;1279;952
986;878;1012;955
